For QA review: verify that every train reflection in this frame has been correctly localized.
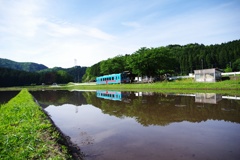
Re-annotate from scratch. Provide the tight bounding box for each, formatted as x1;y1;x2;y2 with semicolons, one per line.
96;90;122;101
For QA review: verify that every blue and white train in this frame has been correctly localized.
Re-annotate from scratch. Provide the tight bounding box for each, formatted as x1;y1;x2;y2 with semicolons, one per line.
96;72;130;85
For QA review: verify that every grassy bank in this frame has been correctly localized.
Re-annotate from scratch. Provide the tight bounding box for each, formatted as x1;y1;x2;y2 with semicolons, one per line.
0;78;240;95
0;89;79;159
66;78;240;95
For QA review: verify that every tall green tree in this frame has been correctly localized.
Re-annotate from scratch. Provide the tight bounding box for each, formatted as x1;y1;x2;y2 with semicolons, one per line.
82;39;240;80
233;58;240;71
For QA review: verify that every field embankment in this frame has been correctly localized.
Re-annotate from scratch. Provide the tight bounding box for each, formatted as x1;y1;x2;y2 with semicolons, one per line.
66;78;240;95
0;78;240;95
0;89;82;159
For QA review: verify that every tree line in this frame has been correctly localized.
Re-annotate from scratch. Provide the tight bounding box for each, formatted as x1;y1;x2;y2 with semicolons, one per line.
82;40;240;82
39;66;87;83
0;67;72;87
0;65;87;87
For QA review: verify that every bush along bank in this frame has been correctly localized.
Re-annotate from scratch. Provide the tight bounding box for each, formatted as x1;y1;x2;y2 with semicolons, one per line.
0;89;83;159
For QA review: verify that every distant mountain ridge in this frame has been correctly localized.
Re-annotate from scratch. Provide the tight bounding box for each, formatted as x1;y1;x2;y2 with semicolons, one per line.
0;58;87;86
0;58;48;72
38;66;87;83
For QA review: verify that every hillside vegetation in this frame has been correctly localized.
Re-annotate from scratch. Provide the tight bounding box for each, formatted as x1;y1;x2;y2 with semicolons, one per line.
0;60;87;87
1;40;239;86
0;58;48;72
83;40;240;82
0;67;73;87
39;66;87;83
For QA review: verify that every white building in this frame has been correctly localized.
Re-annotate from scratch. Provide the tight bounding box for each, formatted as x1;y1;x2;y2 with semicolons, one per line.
194;68;222;82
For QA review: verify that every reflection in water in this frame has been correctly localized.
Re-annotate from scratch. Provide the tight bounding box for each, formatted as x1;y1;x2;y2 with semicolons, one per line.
29;90;240;160
30;90;87;108
195;93;222;104
96;90;122;101
92;91;240;125
0;91;19;105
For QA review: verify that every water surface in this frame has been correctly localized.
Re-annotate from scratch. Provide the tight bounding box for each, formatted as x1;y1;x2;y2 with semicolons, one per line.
0;91;19;105
30;90;240;160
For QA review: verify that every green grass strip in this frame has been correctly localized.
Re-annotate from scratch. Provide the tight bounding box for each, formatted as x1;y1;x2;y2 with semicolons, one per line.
0;78;240;96
0;89;72;159
66;78;240;95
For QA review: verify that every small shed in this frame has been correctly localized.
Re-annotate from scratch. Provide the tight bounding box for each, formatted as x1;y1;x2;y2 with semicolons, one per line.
194;68;222;82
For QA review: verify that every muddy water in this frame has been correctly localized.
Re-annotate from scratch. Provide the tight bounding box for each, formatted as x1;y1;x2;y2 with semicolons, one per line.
30;90;240;160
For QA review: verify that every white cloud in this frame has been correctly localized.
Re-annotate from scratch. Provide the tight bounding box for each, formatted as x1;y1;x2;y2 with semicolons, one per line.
0;0;239;68
121;21;141;29
86;27;115;41
116;1;240;47
0;0;118;67
44;22;80;37
0;0;44;37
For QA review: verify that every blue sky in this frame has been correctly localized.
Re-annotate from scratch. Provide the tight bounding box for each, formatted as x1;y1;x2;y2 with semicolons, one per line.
0;0;239;68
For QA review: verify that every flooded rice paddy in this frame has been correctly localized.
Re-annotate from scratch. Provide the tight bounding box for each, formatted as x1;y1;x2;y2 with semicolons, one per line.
2;90;240;160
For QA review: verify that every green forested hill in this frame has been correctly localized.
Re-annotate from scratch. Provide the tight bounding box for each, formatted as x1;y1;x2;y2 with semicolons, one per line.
0;67;73;87
0;58;87;86
82;39;240;82
38;66;87;83
0;65;87;87
0;58;48;72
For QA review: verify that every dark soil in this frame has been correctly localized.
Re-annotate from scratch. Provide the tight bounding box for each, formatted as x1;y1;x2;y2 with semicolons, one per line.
56;128;84;160
36;98;84;160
